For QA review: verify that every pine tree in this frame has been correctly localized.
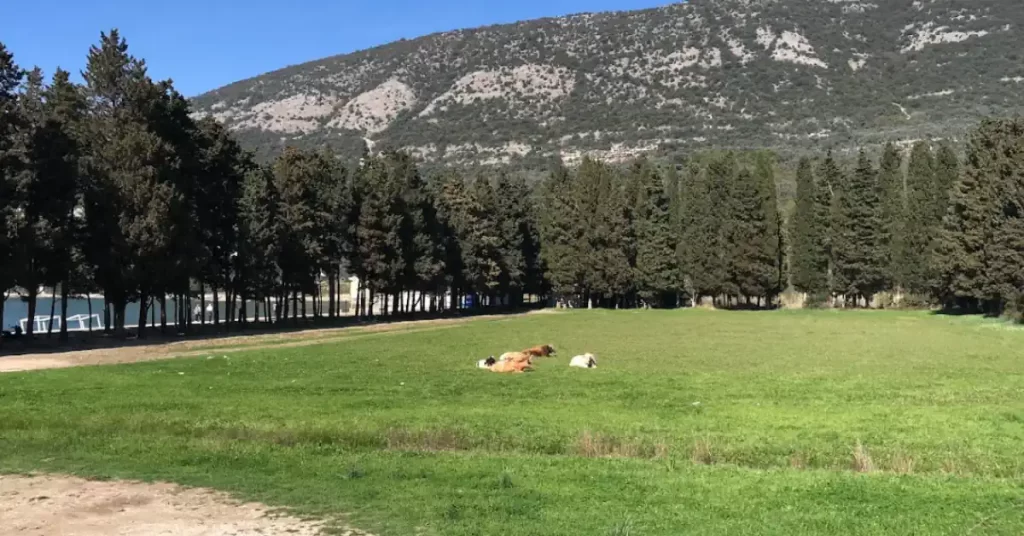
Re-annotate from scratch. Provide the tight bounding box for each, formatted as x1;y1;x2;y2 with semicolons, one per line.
80;30;177;335
237;165;282;322
36;69;86;340
193;117;248;325
903;141;938;296
11;67;47;334
632;160;676;307
790;157;828;295
833;150;887;304
395;151;444;311
877;142;905;291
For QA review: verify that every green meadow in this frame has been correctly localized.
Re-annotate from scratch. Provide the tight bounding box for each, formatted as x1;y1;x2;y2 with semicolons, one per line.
2;309;1023;535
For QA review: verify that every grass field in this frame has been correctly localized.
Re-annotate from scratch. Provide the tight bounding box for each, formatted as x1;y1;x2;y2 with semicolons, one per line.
2;309;1024;535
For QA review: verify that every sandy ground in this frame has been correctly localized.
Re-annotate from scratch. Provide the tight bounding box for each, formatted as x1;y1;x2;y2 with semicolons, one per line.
0;474;350;536
0;310;557;373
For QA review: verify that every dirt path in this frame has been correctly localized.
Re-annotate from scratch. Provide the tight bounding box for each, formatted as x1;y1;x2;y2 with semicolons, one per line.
0;474;355;536
0;310;556;373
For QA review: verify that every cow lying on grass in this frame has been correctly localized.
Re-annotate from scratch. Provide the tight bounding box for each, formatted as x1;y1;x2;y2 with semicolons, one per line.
570;353;597;369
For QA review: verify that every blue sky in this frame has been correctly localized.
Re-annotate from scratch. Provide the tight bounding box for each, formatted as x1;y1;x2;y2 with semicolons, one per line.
6;0;672;97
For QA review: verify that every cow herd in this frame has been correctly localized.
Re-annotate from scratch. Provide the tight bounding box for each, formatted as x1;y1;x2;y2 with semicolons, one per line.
476;344;598;373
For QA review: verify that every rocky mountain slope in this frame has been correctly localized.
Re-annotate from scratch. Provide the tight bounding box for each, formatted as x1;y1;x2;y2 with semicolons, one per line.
191;0;1024;166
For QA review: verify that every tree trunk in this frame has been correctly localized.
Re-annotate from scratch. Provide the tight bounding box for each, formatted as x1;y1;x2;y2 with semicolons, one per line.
104;301;111;334
329;272;336;318
47;288;57;337
25;286;38;336
150;297;156;329
138;290;149;338
159;295;167;334
59;284;69;342
212;287;220;327
86;294;94;332
114;300;127;338
200;283;206;326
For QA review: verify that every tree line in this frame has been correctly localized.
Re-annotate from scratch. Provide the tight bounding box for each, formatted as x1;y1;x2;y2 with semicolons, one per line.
3;32;1024;343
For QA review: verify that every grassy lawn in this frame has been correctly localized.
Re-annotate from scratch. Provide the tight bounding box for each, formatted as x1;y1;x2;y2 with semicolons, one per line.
2;309;1023;535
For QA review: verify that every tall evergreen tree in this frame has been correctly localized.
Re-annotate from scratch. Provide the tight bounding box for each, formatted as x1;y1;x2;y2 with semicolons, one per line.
395;151;444;311
11;67;47;334
632;160;676;307
680;161;719;303
903;141;938;296
237;165;282;322
727;154;782;304
0;43;22;333
538;164;582;304
790;157;828;295
575;157;631;307
933;142;959;223
80;30;179;335
494;172;532;305
877;142;905;291
36;69;86;340
833;150;887;304
817;151;842;296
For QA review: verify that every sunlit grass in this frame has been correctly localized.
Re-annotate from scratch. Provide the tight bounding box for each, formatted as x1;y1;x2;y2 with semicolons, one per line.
2;309;1023;535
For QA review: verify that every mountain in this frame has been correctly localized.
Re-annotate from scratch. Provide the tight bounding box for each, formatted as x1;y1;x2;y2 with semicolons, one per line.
191;0;1024;167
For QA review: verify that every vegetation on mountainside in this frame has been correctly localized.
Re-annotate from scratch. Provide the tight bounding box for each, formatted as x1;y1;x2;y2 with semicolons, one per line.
189;0;1024;166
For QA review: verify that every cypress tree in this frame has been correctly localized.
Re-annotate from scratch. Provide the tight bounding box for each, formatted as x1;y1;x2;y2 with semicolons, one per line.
934;142;959;223
538;164;582;304
463;174;503;305
974;119;1024;313
494;172;535;306
817;151;842;297
833;150;887;304
790;157;829;296
878;142;905;291
903;142;938;296
576;158;631;307
681;161;720;303
633;160;676;307
725;156;782;306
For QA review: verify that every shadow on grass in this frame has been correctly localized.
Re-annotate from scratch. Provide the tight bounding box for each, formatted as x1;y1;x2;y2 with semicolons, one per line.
0;303;546;358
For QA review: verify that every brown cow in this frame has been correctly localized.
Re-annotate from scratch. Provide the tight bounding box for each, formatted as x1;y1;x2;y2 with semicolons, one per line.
522;344;556;358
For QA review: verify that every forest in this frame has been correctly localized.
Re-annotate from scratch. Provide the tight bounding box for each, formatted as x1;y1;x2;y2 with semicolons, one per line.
2;32;1024;341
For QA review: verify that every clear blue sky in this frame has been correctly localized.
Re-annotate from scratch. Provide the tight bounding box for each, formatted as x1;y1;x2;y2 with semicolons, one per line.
6;0;672;97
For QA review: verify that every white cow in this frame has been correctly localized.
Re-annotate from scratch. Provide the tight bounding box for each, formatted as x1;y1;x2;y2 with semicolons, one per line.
569;353;597;369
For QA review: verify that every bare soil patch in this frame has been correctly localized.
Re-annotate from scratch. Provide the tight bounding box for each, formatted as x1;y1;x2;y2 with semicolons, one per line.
0;310;559;373
0;474;344;536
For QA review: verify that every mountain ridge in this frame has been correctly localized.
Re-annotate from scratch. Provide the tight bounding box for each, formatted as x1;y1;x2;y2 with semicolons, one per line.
191;0;1024;165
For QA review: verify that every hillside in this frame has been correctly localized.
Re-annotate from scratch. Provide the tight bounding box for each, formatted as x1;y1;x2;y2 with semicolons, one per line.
191;0;1024;166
